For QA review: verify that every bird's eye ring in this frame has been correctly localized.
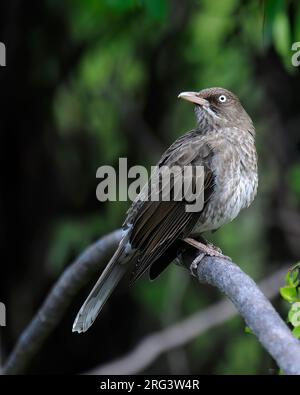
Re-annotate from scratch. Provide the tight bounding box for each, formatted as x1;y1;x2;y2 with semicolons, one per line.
218;95;227;103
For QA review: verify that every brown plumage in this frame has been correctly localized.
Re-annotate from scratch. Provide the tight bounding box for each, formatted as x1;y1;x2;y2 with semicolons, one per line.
73;87;258;333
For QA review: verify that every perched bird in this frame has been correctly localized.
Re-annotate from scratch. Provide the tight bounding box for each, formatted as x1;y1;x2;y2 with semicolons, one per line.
73;87;258;333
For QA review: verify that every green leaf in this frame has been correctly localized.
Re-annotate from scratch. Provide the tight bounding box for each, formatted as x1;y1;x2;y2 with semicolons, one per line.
292;326;300;339
263;0;284;47
289;262;300;273
288;302;300;327
286;269;300;288
280;286;298;303
272;9;291;59
245;326;254;335
295;4;300;42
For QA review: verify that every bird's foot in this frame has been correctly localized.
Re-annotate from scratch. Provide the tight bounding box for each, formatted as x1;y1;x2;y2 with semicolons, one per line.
185;238;232;277
189;252;206;277
183;237;232;261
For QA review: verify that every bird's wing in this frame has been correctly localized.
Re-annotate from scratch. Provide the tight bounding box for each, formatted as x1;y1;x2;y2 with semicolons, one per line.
125;131;216;283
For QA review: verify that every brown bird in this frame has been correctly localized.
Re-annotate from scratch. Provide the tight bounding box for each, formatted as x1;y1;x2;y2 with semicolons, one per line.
73;87;258;333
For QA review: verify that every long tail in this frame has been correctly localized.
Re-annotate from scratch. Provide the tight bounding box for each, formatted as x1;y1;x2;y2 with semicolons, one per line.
72;246;128;333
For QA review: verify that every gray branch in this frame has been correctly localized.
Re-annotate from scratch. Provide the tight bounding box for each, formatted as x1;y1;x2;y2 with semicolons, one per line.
2;228;300;375
87;266;292;375
1;230;122;375
192;257;300;375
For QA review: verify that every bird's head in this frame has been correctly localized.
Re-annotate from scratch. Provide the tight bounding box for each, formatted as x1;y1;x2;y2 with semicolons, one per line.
178;87;254;135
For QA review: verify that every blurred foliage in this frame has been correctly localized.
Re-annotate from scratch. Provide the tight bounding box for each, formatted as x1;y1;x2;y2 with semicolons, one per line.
45;0;300;374
4;0;300;374
280;264;300;339
289;165;300;198
263;0;300;70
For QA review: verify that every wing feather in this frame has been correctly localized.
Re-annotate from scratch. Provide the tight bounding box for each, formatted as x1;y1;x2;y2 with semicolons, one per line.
125;132;216;283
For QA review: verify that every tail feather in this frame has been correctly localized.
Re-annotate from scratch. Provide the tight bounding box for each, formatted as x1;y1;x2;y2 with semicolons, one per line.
72;248;128;333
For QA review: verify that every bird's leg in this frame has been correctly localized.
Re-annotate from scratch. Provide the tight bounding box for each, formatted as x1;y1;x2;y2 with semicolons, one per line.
193;235;223;254
177;237;231;277
183;237;232;261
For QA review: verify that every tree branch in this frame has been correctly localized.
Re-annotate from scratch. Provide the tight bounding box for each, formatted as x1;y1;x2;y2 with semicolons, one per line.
87;266;292;375
1;230;122;375
2;228;300;375
192;257;300;375
190;256;300;375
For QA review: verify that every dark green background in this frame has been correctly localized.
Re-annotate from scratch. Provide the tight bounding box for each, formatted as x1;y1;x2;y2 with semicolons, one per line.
1;0;300;374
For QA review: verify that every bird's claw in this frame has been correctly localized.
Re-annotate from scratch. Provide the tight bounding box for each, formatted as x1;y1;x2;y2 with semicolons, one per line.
190;252;206;277
206;243;222;254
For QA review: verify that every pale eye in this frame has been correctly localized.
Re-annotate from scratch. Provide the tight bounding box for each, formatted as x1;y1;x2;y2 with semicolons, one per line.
218;95;227;103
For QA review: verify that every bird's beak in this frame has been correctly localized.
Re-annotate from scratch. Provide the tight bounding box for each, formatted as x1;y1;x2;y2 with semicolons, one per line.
178;92;209;107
